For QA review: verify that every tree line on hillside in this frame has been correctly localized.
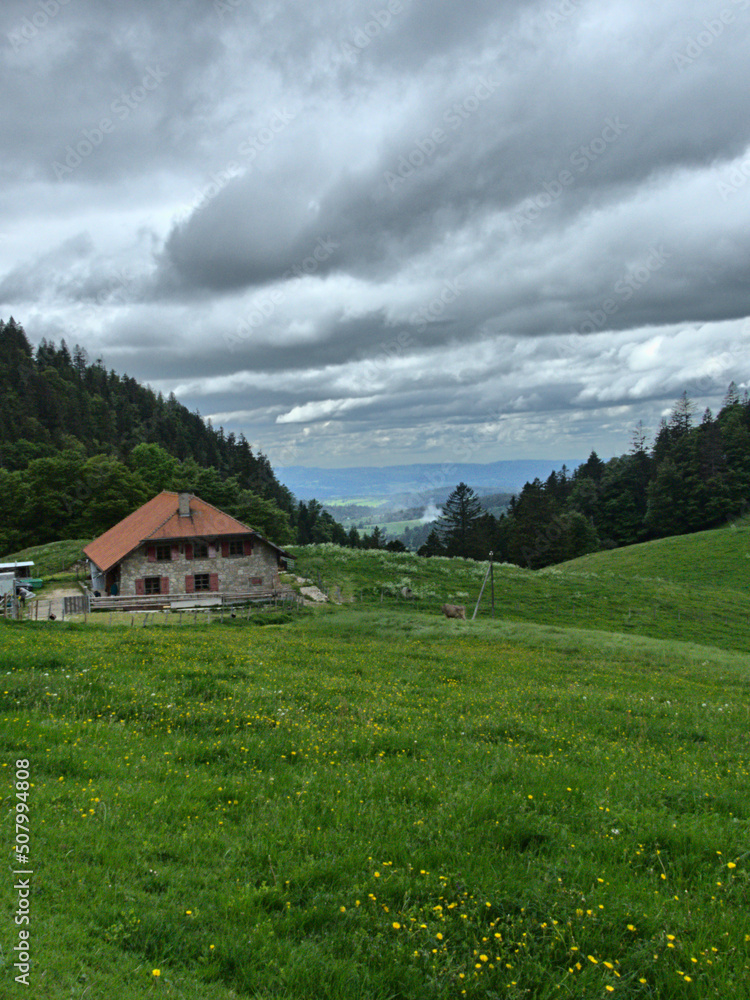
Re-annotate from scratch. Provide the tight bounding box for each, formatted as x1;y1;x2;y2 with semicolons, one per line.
419;387;750;568
0;317;363;552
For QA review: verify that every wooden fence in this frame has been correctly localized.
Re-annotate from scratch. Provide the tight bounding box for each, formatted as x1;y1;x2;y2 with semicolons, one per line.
85;586;302;613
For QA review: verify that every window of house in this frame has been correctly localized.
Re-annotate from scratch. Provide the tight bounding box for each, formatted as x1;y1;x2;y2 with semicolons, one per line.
155;543;172;561
194;573;210;592
144;576;161;595
193;541;209;559
227;540;244;556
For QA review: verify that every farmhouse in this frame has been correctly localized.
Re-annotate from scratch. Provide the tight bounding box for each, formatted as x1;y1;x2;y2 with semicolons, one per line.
83;491;292;599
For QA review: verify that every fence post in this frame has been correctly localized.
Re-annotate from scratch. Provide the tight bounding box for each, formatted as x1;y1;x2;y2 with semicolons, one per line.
472;560;492;620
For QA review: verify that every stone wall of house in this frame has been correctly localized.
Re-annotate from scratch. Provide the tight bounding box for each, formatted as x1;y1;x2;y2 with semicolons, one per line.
119;539;280;595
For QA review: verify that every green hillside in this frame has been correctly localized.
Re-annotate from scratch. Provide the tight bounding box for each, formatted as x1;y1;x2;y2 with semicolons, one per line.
290;532;750;654
4;523;750;999
3;604;749;999
1;539;92;577
560;516;750;592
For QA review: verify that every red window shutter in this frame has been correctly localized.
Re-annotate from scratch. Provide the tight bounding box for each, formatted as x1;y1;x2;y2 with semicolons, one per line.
209;573;219;592
243;539;253;556
160;577;170;595
147;545;156;562
185;575;195;593
135;578;145;595
185;543;193;560
171;544;179;560
221;540;229;557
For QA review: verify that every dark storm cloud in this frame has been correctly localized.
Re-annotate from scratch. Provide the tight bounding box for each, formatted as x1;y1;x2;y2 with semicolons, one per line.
154;0;750;318
1;0;223;183
2;0;750;465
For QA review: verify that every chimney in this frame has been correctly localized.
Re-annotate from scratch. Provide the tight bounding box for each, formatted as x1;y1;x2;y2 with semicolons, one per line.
178;493;191;517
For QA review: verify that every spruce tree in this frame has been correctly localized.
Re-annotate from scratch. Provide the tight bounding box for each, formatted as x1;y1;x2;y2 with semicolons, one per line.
437;482;483;558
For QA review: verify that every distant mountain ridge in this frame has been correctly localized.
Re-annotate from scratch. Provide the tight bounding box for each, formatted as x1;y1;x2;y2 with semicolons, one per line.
278;459;585;504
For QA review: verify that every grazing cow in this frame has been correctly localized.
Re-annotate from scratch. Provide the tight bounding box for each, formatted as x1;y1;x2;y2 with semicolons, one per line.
440;603;466;620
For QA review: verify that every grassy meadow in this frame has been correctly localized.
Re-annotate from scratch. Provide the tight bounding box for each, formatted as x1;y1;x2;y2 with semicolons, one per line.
1;539;92;578
1;527;750;998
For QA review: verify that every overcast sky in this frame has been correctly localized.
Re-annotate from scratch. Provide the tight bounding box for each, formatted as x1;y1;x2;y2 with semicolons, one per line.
2;0;749;469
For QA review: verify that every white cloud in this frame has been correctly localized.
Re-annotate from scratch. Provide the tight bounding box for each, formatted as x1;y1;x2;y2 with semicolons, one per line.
1;0;749;467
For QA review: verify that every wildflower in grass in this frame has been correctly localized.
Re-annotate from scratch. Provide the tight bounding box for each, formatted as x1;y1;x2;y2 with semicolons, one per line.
588;955;598;964
727;862;737;869
392;922;401;929
152;969;160;977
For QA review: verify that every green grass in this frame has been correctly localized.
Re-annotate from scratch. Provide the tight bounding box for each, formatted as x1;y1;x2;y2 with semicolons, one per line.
2;604;750;999
358;518;425;534
563;516;750;592
290;544;750;654
324;497;393;508
3;529;750;998
0;539;91;576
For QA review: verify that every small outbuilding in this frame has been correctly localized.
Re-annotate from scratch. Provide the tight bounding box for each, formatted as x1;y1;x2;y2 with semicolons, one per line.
0;561;36;595
83;492;292;599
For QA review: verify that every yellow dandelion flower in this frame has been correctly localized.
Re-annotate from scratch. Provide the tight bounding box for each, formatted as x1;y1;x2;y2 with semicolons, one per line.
152;969;161;977
727;862;737;869
392;922;401;929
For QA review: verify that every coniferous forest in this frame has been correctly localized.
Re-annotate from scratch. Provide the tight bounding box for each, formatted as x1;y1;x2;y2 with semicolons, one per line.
0;317;353;552
3;316;748;566
421;387;750;567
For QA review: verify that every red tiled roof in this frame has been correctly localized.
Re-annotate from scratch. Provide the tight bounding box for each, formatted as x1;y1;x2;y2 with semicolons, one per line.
83;492;283;573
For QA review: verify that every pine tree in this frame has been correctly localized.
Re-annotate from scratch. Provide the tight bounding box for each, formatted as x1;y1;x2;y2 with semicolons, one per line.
670;391;695;437
418;528;445;557
437;483;483;558
630;421;649;455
